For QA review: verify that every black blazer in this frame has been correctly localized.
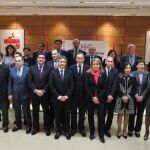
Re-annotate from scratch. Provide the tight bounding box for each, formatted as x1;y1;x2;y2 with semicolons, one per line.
131;70;148;100
32;51;52;65
85;55;102;66
67;49;86;66
0;63;9;104
69;64;89;100
46;60;56;72
121;54;142;71
49;68;74;100
85;71;107;103
28;64;50;95
104;68;118;97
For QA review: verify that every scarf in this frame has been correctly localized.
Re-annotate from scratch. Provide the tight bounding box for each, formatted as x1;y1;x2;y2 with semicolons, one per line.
91;69;100;85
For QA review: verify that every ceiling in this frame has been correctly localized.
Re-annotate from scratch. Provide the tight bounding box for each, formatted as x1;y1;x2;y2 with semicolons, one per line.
0;0;150;16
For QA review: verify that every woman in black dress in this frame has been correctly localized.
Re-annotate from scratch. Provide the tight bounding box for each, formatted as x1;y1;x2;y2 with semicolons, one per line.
115;62;137;139
85;58;107;143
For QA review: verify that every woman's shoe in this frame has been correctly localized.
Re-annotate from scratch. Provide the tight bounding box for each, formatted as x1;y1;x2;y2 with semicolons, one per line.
117;130;121;139
123;130;128;139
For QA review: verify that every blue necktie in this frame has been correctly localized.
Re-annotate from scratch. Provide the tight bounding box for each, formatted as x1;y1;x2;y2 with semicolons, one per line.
60;70;64;80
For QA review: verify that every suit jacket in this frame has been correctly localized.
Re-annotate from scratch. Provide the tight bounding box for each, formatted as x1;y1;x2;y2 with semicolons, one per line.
49;68;74;100
85;55;102;66
46;60;56;72
67;49;87;66
8;66;30;100
131;70;148;100
32;51;52;65
85;71;107;103
0;63;9;104
28;64;50;95
104;68;118;98
69;64;89;100
121;54;142;71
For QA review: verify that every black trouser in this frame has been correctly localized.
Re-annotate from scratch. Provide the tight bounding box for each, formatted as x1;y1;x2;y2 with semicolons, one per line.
49;100;55;128
128;100;146;133
0;101;9;128
13;98;31;129
32;95;50;131
54;99;70;133
104;100;115;132
71;99;86;132
88;101;105;139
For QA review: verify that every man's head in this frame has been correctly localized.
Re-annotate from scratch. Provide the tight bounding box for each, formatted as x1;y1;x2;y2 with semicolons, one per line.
23;47;31;56
37;52;46;65
73;39;80;49
136;58;145;73
37;43;45;52
76;52;85;65
54;39;62;50
51;49;59;61
127;44;136;56
57;55;67;69
15;56;24;69
105;56;114;69
88;45;96;55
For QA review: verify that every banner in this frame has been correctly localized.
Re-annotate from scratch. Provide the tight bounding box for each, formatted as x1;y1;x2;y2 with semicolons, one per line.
0;29;24;54
62;40;108;58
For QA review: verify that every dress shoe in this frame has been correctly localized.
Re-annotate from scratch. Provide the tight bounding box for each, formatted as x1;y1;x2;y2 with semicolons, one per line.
3;127;8;133
123;131;128;139
31;129;38;135
100;138;105;143
55;132;61;139
79;131;86;137
144;133;149;141
135;132;140;138
26;128;31;134
66;132;71;140
105;131;111;137
89;134;95;140
70;130;76;136
128;132;133;137
45;130;51;136
12;126;22;132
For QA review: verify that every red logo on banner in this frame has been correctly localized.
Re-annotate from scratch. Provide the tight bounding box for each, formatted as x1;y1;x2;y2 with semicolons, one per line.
4;33;20;49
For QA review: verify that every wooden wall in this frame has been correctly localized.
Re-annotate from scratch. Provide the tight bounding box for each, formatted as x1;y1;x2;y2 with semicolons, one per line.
0;16;150;58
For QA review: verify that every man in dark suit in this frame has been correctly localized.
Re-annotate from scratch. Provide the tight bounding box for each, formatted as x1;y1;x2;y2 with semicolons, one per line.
67;39;86;66
120;44;141;71
0;52;9;133
32;42;52;65
85;45;102;66
69;52;89;137
8;56;32;134
104;56;118;137
23;47;33;67
49;55;74;140
28;52;51;136
128;59;148;137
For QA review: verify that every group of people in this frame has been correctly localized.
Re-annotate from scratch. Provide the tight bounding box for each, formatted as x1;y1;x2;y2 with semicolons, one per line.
0;38;150;144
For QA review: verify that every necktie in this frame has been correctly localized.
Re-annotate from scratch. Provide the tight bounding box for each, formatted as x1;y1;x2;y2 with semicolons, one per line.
17;68;22;79
39;65;42;79
74;49;78;58
130;55;134;66
54;61;57;69
78;65;82;76
107;69;110;79
60;70;64;80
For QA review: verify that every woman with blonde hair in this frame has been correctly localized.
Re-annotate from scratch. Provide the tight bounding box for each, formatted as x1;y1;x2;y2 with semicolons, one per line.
85;58;107;143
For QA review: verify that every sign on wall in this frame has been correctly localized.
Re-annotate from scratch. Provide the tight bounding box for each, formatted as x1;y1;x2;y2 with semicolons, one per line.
0;29;24;54
62;40;108;58
145;31;150;64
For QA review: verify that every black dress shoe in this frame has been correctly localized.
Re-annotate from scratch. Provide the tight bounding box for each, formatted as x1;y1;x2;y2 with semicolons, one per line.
135;132;140;138
89;134;95;140
79;131;86;137
31;129;38;135
55;132;61;139
128;132;133;137
100;138;105;143
12;126;22;132
105;131;111;137
3;127;8;133
144;133;149;141
26;128;31;134
70;130;76;136
45;130;51;136
66;132;71;140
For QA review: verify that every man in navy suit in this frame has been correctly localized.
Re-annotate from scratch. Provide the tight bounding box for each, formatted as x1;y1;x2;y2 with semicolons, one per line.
120;44;142;71
49;55;74;140
8;56;32;134
32;42;52;65
104;56;118;137
28;52;51;136
67;39;86;66
85;45;102;66
69;52;89;137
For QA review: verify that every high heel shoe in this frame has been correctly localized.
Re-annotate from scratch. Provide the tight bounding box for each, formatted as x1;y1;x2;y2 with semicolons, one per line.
116;130;121;139
123;130;128;139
